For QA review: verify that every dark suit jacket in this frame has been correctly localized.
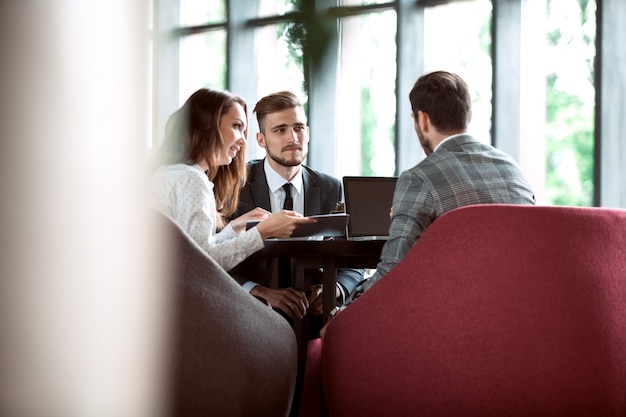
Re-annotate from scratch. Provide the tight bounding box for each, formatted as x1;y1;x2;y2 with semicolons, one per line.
235;158;343;218
230;158;363;297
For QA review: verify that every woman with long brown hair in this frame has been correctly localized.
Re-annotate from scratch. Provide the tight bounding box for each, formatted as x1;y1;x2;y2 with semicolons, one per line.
151;88;314;271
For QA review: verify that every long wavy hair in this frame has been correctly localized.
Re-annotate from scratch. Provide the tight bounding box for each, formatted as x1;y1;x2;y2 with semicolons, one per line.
154;88;248;229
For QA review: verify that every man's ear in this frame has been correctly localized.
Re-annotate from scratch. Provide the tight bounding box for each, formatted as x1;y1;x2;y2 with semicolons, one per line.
256;132;266;148
417;110;430;132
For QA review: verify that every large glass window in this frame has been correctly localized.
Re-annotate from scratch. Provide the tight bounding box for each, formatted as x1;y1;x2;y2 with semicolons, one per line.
253;22;307;159
258;0;297;17
153;0;623;208
544;0;596;206
179;31;227;102
248;0;307;160
336;10;397;177
423;0;493;144
181;0;225;25
348;0;392;4
254;23;306;101
178;0;227;103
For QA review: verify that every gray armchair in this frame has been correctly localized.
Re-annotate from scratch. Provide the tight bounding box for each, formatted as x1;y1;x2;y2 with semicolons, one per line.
156;211;298;417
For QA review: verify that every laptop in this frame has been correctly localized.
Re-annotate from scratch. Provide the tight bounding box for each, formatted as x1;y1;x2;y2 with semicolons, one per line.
342;176;397;240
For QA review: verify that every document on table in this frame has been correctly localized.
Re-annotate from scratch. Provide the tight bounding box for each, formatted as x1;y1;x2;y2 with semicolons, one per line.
246;213;349;239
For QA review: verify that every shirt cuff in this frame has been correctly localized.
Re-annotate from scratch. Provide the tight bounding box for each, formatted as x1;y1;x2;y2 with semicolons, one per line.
242;281;259;293
336;282;347;305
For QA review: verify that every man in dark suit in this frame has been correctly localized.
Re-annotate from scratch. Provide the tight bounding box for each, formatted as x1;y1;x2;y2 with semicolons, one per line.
323;71;536;334
230;91;364;323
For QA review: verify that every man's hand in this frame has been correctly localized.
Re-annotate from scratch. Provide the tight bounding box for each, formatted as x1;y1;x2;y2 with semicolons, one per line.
251;285;308;319
320;305;346;341
308;284;342;316
307;284;323;315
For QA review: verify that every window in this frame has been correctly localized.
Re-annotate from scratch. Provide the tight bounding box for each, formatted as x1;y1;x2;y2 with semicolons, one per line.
336;10;397;177
252;21;307;160
179;31;227;100
544;0;596;206
423;0;493;145
179;0;227;100
181;0;226;25
153;0;625;208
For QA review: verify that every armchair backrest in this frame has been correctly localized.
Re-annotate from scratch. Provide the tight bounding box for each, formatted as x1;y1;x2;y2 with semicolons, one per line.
323;204;626;417
155;211;298;417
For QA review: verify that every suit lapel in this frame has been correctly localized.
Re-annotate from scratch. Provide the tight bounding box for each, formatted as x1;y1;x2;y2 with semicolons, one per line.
303;168;321;216
249;160;273;211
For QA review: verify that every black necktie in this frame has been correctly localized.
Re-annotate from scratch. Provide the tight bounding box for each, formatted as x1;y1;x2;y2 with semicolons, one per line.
282;183;293;210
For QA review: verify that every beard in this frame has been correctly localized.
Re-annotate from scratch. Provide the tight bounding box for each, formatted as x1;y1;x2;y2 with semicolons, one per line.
267;144;307;167
416;125;433;155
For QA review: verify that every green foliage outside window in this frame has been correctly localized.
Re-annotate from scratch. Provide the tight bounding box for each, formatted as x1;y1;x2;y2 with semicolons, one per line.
544;0;595;206
360;87;376;176
278;0;596;200
283;0;332;95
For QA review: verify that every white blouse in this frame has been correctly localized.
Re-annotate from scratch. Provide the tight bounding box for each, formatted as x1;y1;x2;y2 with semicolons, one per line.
150;163;263;271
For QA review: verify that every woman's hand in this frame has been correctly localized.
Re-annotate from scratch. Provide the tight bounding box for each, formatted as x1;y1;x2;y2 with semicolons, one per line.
255;210;317;240
230;207;271;234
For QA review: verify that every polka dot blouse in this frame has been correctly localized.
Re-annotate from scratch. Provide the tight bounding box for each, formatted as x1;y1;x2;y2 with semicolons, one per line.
150;163;263;271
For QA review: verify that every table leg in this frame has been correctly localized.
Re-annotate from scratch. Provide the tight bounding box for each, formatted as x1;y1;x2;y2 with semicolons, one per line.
267;258;279;289
322;257;336;324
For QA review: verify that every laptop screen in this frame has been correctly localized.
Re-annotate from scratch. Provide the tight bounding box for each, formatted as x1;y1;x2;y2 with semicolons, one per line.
343;176;397;238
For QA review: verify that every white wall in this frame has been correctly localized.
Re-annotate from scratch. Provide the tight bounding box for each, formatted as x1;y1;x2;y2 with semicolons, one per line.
0;1;169;416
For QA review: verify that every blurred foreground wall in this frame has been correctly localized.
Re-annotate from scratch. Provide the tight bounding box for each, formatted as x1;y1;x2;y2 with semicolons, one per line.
0;2;170;416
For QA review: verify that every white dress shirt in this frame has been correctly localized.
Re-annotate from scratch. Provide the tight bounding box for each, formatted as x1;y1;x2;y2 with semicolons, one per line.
150;163;264;271
239;160;306;293
263;158;304;214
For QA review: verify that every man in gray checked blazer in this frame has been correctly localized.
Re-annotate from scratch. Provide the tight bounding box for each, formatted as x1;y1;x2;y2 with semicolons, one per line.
326;71;536;325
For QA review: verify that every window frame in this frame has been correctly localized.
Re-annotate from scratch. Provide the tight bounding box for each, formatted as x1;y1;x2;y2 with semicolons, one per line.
153;0;626;208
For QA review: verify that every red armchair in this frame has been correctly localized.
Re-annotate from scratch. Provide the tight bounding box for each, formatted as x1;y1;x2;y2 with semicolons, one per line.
322;204;626;417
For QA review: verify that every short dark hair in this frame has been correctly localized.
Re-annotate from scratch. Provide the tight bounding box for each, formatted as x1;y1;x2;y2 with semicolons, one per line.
253;91;302;133
408;71;472;133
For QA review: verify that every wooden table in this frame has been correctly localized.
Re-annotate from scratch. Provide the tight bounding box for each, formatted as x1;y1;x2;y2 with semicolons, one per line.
251;237;386;321
251;237;386;417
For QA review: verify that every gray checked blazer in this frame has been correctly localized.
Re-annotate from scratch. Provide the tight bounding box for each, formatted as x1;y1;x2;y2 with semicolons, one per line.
362;134;536;292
